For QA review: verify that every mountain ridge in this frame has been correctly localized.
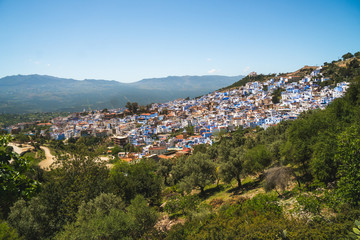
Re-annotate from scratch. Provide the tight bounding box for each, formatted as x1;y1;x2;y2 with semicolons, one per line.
0;74;243;113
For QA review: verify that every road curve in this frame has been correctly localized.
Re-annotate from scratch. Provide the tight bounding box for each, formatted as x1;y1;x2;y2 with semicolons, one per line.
39;146;56;169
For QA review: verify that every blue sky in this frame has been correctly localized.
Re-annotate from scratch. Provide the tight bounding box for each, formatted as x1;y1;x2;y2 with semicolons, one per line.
0;0;359;82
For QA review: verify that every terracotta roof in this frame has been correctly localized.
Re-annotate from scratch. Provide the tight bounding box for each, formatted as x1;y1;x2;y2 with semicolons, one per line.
37;123;52;126
121;158;133;162
176;135;184;139
158;154;173;159
149;146;166;150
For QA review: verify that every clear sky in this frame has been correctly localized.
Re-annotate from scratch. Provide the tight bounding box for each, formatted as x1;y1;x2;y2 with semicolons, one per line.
0;0;359;82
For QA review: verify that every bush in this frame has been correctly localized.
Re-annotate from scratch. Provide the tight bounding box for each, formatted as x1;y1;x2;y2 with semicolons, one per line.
164;194;200;216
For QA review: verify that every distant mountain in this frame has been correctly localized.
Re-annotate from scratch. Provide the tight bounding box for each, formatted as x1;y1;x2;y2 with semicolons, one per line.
0;74;243;113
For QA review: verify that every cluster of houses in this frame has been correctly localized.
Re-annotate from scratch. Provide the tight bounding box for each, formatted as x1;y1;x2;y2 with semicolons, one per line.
5;67;349;161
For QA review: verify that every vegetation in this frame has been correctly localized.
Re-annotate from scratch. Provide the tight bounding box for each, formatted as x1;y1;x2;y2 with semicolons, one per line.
0;112;67;128
221;74;276;90
272;87;284;104
1;52;360;239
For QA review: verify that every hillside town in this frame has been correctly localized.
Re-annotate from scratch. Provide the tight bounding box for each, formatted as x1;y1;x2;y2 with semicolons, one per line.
5;67;349;161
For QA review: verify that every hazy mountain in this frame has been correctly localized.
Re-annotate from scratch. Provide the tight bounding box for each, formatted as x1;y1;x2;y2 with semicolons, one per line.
0;74;243;113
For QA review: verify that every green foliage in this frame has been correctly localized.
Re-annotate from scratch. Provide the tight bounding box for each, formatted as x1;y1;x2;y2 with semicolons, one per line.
192;144;207;155
177;152;216;193
0;220;22;240
76;193;126;222
12;134;30;144
0;112;67;128
164;194;200;216
4;52;360;239
184;125;194;136
345;76;360;105
296;193;322;216
8;198;52;240
169;156;187;185
55;194;158;240
111;145;123;156
7;153;111;239
157;158;173;185
343;52;354;60
321;56;360;83
221;74;276;90
243;144;272;174
243;192;282;215
282;109;331;172
272;87;284;104
50;136;108;156
219;147;244;187
310;135;339;184
125;102;139;114
336;125;360;206
349;220;360;239
166;192;358;240
0;135;39;216
110;159;162;203
126;195;159;237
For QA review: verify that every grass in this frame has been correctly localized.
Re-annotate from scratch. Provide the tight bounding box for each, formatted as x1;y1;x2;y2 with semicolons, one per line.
23;149;45;165
201;175;263;206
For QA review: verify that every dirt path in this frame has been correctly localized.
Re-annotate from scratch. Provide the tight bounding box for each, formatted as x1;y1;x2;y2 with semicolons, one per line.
8;143;33;155
39;146;56;169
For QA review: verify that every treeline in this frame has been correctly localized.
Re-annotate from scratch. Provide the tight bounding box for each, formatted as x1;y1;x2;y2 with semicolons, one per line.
221;73;276;91
321;51;360;85
1;138;163;239
0;112;68;128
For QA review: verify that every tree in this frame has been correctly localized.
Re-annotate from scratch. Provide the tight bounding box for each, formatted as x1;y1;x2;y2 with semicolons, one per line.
281;111;330;173
110;159;162;204
76;193;125;222
111;145;123;156
178;153;216;194
157;158;173;185
169;156;188;185
8;153;111;239
125;102;139;115
164;194;200;215
8;197;51;240
336;125;360;206
0;135;39;216
0;220;21;240
355;51;360;59
192;144;207;155
263;166;295;194
342;52;354;60
55;194;157;240
310;135;338;184
272;88;284;104
126;195;159;238
243;144;272;174
219;147;244;187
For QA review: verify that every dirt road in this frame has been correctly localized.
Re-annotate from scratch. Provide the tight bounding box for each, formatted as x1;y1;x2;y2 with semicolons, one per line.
8;143;33;155
39;146;56;169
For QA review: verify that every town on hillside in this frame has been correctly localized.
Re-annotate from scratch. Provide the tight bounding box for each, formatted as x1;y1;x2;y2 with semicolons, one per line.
5;67;349;162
